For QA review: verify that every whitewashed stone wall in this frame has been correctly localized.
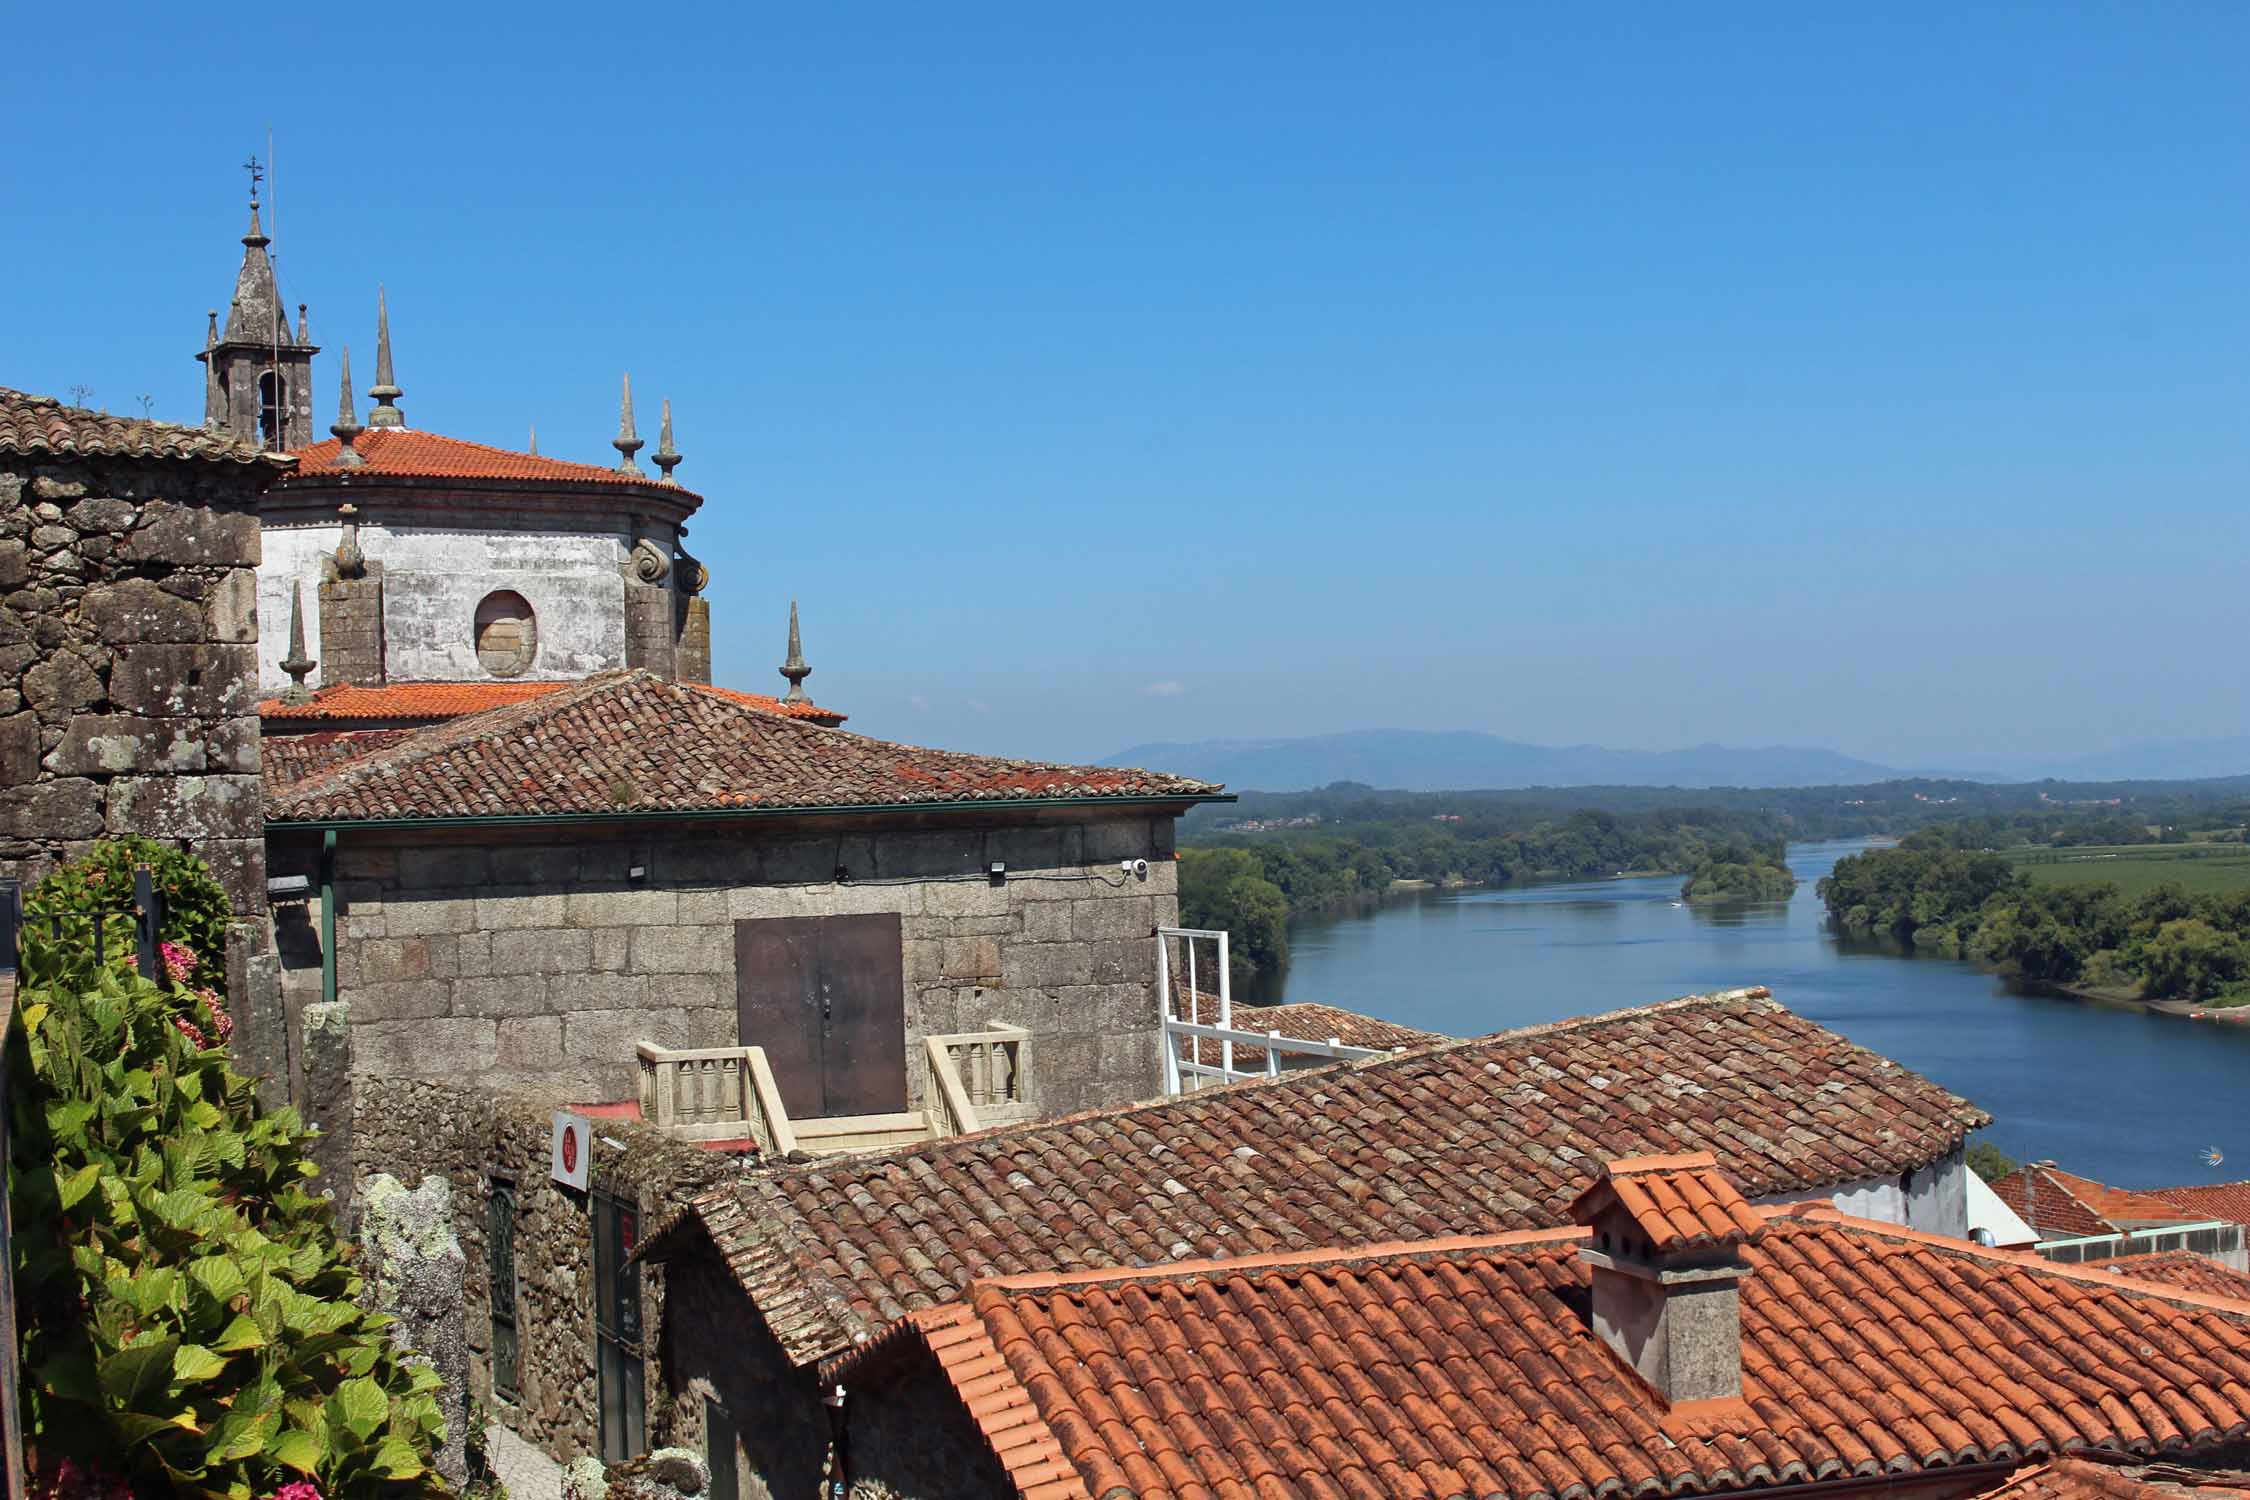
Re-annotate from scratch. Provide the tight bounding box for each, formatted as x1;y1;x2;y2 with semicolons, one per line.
256;516;657;690
1755;1145;1970;1239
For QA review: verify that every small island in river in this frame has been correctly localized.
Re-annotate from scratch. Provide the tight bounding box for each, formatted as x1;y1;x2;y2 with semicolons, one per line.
1680;842;1799;903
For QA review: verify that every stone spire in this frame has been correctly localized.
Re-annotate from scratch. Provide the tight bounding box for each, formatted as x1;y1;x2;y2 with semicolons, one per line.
279;580;317;704
779;600;811;703
202;310;223;428
331;345;365;468
527;424;538;456
613;374;645;475
653;398;681;484
222;195;286;346
198;175;317;446
366;286;404;427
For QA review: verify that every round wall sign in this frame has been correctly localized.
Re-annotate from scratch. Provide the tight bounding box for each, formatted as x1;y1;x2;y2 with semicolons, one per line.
560;1124;579;1174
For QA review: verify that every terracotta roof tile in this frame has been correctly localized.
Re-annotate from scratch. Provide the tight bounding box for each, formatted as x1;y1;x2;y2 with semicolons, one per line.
1994;1166;2209;1239
655;990;1989;1366
266;670;1217;823
2089;1252;2250;1302
257;678;845;728
1570;1150;1767;1253
286;427;697;497
261;728;415;792
1972;1456;2250;1500
844;1209;2250;1500
0;385;289;466
2148;1182;2250;1229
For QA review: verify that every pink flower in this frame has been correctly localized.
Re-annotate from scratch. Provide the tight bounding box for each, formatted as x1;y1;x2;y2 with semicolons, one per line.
173;1015;208;1049
160;940;198;985
272;1482;324;1500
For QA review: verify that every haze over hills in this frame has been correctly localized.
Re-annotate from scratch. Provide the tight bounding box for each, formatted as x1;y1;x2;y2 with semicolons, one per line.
1105;729;2250;792
1102;730;1930;793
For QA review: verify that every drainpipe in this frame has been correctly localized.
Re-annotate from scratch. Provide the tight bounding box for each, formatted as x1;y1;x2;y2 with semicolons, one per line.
319;830;337;1004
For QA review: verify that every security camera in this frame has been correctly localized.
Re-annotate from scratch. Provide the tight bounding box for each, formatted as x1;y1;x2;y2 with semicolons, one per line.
1123;858;1150;878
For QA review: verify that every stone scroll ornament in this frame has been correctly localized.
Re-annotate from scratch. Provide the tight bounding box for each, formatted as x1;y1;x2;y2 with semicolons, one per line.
629;537;671;585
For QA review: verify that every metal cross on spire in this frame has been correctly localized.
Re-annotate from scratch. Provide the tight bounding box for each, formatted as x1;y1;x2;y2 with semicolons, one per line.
243;154;264;202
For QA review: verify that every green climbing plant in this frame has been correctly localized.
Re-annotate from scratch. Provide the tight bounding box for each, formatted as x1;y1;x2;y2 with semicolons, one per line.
10;916;448;1499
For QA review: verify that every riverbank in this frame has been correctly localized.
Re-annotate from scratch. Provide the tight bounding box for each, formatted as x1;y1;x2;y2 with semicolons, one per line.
1258;838;2250;1184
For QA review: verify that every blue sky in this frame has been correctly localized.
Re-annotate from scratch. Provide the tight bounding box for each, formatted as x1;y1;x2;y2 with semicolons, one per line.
7;4;2246;769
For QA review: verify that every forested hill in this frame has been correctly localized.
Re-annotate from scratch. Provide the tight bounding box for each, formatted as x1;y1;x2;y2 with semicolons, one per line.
1109;729;1915;792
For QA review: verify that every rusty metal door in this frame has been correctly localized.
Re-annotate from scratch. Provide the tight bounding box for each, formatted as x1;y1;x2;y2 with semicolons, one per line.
734;913;906;1119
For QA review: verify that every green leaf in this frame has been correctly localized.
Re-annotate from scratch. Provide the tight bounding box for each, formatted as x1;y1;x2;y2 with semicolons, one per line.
270;1427;325;1475
333;1375;390;1441
55;1162;102;1210
209;1313;264;1353
370;1435;426;1480
98;1335;180;1403
172;1343;228;1383
187;1256;246;1306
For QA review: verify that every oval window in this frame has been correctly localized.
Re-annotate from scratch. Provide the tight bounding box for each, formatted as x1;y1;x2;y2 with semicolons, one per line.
474;591;538;677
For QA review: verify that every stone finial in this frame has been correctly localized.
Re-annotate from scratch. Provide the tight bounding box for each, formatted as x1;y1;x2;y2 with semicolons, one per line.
367;285;405;428
527;424;538;456
296;303;311;346
779;599;811;703
280;581;317;704
334;502;367;579
243;197;270;250
331;345;366;468
202;310;223;429
653;398;681;484
614;373;645;475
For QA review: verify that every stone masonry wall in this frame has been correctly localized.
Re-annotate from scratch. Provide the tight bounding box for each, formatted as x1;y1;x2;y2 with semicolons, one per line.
322;812;1180;1114
1;455;270;912
351;1075;734;1464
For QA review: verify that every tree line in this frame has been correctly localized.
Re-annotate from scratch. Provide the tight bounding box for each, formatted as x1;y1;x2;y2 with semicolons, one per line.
1181;807;1799;980
1818;835;2250;1005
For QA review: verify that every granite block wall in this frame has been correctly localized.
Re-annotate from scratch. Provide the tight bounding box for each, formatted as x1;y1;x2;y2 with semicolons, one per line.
1;454;273;911
350;1075;734;1464
316;813;1180;1115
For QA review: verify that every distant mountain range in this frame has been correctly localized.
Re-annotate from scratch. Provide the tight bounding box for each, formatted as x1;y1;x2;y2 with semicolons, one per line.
1102;731;1926;792
1104;729;2250;793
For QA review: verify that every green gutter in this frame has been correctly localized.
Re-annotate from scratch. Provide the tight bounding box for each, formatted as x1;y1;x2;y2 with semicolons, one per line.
319;829;337;1004
272;792;1235;833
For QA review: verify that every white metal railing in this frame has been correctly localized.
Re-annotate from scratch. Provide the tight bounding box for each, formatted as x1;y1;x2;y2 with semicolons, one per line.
924;1027;1033;1138
1162;1018;1385;1092
1156;926;1233;1089
636;1043;798;1155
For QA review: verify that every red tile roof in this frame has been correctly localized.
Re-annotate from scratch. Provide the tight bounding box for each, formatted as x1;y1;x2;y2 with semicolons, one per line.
1973;1457;2250;1500
286;427;697;497
266;670;1220;823
649;990;1989;1366
2089;1251;2250;1302
842;1207;2250;1500
2150;1183;2250;1229
1993;1165;2208;1240
258;678;845;727
0;386;290;467
261;728;415;792
1571;1150;1767;1254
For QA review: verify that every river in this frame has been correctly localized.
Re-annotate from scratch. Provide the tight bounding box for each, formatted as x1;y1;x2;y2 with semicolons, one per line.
1247;838;2250;1188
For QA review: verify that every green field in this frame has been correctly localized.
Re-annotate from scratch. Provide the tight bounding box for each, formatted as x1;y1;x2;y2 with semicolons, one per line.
2007;843;2250;896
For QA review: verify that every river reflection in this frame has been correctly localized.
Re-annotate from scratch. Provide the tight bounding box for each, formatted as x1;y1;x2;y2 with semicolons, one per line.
1250;838;2250;1187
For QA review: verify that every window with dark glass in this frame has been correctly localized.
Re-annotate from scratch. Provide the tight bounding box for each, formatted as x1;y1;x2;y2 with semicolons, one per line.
487;1177;521;1401
592;1191;645;1461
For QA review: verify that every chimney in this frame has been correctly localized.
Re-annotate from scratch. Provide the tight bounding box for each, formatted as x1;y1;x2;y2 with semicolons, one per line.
1570;1152;1763;1409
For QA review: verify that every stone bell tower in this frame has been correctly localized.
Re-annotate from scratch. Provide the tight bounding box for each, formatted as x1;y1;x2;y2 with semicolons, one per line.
197;163;319;451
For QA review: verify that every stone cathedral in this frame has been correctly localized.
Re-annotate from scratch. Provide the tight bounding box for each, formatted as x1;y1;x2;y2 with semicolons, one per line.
197;187;715;698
